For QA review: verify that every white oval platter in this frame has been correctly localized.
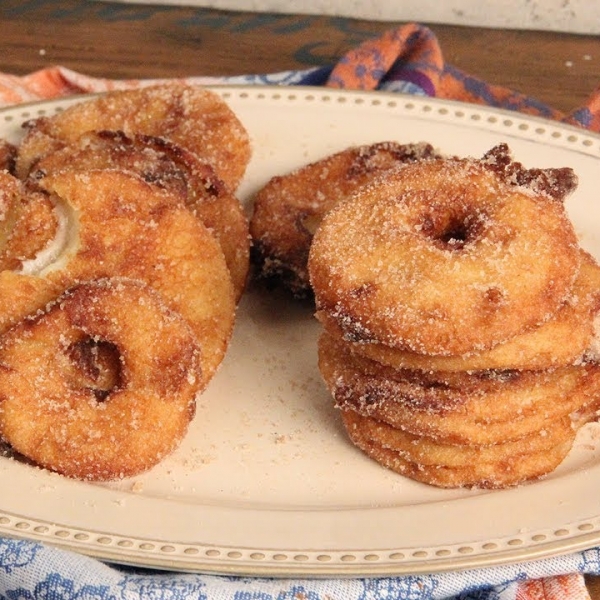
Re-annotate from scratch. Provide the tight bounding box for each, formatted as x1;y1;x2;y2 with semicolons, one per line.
1;86;600;577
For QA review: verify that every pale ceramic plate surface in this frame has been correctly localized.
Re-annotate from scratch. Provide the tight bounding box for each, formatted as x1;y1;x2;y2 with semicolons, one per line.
1;87;600;577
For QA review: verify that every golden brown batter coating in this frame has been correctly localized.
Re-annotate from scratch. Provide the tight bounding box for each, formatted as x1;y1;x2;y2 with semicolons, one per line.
32;130;250;300
0;271;61;334
309;155;581;356
37;168;236;386
341;410;575;489
0;278;202;481
342;410;574;469
250;141;439;297
307;144;598;489
16;83;252;191
318;332;600;446
322;249;600;372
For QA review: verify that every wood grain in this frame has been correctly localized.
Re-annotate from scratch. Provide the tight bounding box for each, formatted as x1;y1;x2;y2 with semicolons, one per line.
1;0;599;114
1;1;600;596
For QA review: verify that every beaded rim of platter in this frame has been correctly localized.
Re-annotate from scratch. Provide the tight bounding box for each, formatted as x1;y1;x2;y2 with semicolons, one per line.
0;507;599;575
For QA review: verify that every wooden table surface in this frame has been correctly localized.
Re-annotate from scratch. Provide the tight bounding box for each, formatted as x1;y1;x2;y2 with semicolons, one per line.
2;0;600;115
2;0;600;596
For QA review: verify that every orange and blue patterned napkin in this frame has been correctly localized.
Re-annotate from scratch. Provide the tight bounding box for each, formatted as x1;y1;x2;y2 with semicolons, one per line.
1;23;599;131
326;23;600;130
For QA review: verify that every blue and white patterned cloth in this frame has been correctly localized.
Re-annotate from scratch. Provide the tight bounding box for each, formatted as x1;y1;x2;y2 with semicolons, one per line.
2;537;600;599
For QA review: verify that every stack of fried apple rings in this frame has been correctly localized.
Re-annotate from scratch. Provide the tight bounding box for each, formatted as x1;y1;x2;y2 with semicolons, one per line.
0;84;252;481
309;144;600;489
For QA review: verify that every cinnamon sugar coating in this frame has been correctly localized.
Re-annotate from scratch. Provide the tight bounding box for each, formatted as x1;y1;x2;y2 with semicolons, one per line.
0;140;16;174
250;141;439;298
318;332;600;447
15;83;252;191
0;278;201;481
32;130;250;301
37;168;236;386
309;144;600;488
481;142;578;201
341;409;575;489
309;155;581;356
0;84;250;481
323;249;600;372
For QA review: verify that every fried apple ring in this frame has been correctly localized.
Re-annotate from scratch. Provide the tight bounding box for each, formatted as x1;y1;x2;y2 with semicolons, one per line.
342;410;574;469
341;410;575;489
0;278;201;481
323;249;600;372
36;168;236;385
32;130;250;300
309;154;581;355
318;332;600;445
16;83;251;190
250;142;436;298
249;141;439;297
